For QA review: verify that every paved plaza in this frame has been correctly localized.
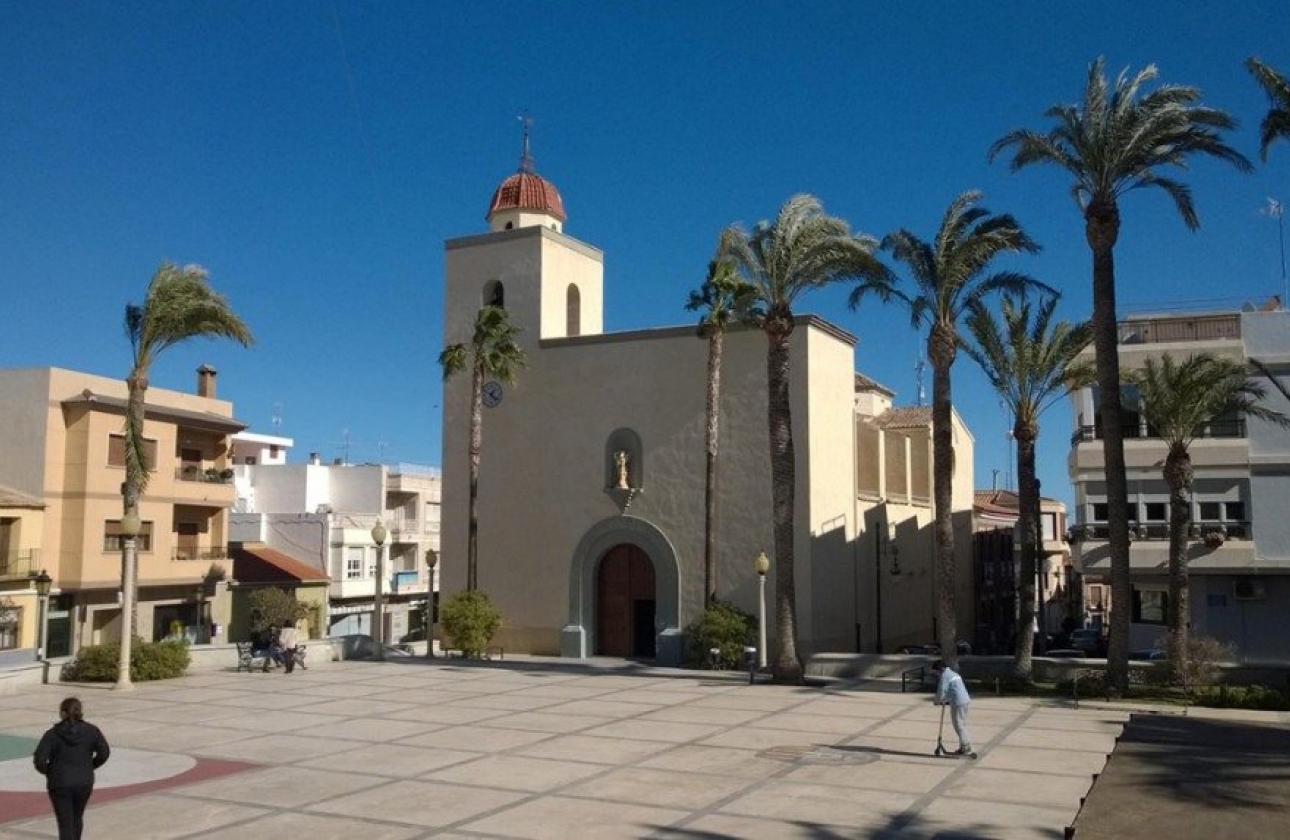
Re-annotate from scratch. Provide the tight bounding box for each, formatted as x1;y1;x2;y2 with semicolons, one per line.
0;656;1284;839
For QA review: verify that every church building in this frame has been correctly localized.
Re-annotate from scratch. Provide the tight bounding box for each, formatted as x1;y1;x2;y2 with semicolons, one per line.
439;137;976;665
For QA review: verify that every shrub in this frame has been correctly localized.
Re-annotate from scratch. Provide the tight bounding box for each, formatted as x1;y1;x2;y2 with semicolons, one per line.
440;590;502;657
684;599;755;669
247;588;312;634
1197;683;1290;711
66;638;191;682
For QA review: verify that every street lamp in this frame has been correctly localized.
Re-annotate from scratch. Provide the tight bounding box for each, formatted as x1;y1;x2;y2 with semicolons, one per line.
193;584;206;644
424;548;438;659
32;569;52;661
371;520;387;661
754;551;770;669
115;509;141;690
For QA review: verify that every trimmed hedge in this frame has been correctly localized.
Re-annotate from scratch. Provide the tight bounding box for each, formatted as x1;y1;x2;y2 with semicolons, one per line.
440;591;502;658
684;599;756;669
65;639;191;682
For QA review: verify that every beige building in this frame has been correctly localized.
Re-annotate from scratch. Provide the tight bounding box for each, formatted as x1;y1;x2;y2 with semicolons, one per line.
439;146;977;664
0;366;243;655
0;484;45;657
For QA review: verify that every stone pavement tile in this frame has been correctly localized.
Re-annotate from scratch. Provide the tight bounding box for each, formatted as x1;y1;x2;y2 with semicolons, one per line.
508;683;621;700
423;753;607;792
194;810;423;840
579;718;725;744
848;734;942;756
299;742;483;777
284;697;419;717
781;756;956;793
12;794;270;839
915;794;1074;839
636;744;787;779
354;673;452;689
307;778;526;827
688;691;809;712
292;715;444;743
561;766;759;809
399;725;555;753
124;686;254;705
943;766;1093;808
791;695;915;720
976;744;1111;777
174;765;385;807
540;699;661;719
103;721;253;753
0;709;57;737
1025;709;1129;733
385;703;511;726
717;778;917;825
446;693;563;712
999;725;1118;752
286;681;406;699
638;704;767;726
595;688;713;707
457;793;690;839
698;725;824;751
747;712;873;736
666;812;892;839
194;731;367;763
99;700;247;726
210;709;350;734
483;710;615;734
514;733;673;765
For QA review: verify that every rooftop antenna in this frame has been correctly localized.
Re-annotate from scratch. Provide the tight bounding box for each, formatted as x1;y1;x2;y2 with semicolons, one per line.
518;113;535;173
271;402;282;429
1262;198;1287;310
340;429;351;465
914;356;926;407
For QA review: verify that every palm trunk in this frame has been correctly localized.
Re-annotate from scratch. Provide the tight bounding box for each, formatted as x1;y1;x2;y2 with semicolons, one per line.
1087;201;1132;694
1164;446;1193;675
124;372;147;639
703;328;722;604
929;326;958;666
1014;424;1038;681
766;316;802;683
467;363;484;592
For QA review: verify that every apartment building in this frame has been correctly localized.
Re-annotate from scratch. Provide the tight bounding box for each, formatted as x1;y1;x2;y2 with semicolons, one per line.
0;484;45;658
229;441;441;644
1067;303;1290;659
0;366;243;655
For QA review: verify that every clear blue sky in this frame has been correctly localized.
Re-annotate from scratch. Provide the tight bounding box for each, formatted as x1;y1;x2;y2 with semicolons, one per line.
3;2;1288;508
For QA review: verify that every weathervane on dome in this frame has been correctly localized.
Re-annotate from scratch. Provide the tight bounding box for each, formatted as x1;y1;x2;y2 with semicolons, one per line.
518;112;535;173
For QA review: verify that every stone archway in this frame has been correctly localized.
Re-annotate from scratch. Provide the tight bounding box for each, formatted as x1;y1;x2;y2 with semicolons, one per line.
561;516;681;665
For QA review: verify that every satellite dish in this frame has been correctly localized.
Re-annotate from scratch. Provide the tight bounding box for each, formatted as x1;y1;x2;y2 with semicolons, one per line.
1242;303;1256;312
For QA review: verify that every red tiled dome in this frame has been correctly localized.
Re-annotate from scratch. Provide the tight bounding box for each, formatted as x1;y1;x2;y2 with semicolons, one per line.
487;170;566;222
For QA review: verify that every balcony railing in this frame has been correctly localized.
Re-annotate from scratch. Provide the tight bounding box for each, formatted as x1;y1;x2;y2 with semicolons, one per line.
176;465;234;484
1071;419;1247;447
1069;521;1250;542
172;547;230;562
1117;314;1241;345
0;549;38;580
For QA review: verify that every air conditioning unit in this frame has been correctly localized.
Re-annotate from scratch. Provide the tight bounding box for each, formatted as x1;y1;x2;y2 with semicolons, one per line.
1232;579;1267;601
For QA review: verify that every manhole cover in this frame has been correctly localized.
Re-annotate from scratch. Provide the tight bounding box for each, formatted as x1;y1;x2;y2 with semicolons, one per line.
757;745;880;765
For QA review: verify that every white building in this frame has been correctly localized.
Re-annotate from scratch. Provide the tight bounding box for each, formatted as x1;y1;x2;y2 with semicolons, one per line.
230;433;441;642
1068;303;1290;659
438;142;977;664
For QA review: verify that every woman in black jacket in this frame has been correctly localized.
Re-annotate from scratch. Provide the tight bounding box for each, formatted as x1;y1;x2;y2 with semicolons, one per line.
32;697;110;840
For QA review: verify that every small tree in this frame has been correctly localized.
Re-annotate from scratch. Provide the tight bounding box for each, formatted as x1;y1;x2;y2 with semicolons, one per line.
247;588;311;635
440;590;502;658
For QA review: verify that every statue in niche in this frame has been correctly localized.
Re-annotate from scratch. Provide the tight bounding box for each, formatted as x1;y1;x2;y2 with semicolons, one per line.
613;450;631;489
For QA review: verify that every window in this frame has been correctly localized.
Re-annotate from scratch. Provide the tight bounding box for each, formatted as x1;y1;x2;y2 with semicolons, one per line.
1132;588;1168;625
103;520;153;552
346;547;364;580
483;280;504;309
1144;502;1166;522
1199;501;1221;521
1225;501;1245;522
0;600;19;650
566;284;581;336
1091;503;1108;522
107;434;157;471
1087;585;1103;609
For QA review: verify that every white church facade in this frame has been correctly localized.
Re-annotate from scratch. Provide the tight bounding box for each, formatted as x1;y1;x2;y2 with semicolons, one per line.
439;141;976;665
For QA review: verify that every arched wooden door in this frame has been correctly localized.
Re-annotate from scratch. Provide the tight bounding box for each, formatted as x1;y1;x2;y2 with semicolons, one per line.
596;543;656;658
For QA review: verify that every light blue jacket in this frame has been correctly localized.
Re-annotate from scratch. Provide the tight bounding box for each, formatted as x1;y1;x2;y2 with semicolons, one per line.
936;667;971;707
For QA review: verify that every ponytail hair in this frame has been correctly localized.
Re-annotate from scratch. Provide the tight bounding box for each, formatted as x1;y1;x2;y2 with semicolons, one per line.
59;697;83;722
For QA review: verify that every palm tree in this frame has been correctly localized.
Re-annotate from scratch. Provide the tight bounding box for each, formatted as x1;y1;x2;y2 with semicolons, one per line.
1246;57;1290;160
963;293;1093;681
852;191;1044;666
123;262;252;676
718;194;889;683
439;305;527;592
989;57;1250;691
1126;354;1289;673
686;259;755;605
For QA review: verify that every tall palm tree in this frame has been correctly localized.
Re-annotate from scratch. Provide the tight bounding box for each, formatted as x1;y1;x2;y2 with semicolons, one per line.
963;293;1093;681
852;191;1044;666
440;305;527;592
989;57;1250;691
1246;57;1290;160
686;259;755;605
123;262;252;665
1126;354;1289;673
719;194;889;683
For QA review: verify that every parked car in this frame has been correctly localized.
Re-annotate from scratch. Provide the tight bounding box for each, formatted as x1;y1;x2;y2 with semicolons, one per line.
897;644;940;656
1044;649;1087;659
1070;628;1106;655
1128;648;1166;661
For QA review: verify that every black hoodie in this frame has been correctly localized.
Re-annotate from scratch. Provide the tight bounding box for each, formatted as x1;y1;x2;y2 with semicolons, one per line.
32;720;110;790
